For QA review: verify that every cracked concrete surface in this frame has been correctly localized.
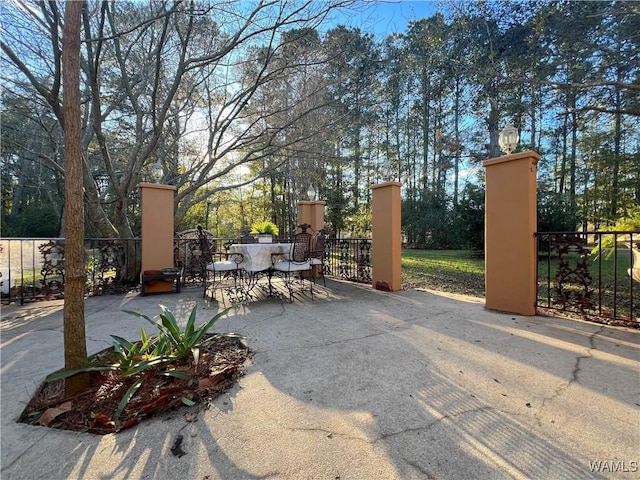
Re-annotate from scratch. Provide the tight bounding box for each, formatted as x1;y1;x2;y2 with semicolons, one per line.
1;281;638;479
537;326;607;422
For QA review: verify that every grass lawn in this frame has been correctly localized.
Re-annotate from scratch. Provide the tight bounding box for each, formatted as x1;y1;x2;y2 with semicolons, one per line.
404;248;638;323
402;249;485;297
536;246;637;321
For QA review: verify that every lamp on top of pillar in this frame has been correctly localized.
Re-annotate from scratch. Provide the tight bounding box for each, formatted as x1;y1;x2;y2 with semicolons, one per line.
381;162;392;182
151;160;163;183
498;123;519;155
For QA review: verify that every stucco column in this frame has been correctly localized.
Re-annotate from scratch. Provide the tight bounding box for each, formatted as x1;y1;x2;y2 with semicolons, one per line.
482;151;540;315
140;183;177;293
371;181;402;291
297;201;326;232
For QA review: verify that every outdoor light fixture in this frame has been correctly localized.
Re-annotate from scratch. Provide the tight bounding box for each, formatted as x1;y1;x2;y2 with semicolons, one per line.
307;185;316;201
498;123;519;155
381;162;392;182
151;160;163;183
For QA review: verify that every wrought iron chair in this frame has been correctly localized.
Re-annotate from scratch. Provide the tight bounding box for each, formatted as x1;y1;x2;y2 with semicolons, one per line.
271;228;313;302
239;228;256;244
309;229;327;286
198;226;245;302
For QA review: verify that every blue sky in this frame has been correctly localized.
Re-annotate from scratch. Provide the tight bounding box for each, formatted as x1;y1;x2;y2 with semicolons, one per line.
330;1;439;37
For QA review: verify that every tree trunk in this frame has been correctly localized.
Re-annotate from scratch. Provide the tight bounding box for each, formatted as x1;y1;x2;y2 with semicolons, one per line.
487;95;500;159
421;66;430;193
453;77;460;208
559;101;568;195
570;97;578;218
611;79;621;220
62;0;88;395
353;126;361;212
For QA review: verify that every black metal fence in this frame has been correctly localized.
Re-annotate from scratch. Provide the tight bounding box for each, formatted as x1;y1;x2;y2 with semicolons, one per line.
0;235;372;305
535;231;639;326
324;237;372;284
0;238;143;305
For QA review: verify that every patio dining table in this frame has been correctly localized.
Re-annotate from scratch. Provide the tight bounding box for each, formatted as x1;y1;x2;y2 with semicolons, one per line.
229;242;291;272
229;242;292;298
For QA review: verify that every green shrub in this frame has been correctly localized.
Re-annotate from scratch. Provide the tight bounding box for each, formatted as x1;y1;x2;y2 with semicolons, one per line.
592;207;640;258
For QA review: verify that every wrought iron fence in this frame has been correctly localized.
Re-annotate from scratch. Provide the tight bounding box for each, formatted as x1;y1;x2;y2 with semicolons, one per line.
0;238;142;305
0;234;372;305
535;231;639;327
0;236;239;305
324;237;372;284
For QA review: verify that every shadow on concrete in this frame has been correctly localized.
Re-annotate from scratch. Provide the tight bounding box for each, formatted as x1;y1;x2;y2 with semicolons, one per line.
1;280;637;478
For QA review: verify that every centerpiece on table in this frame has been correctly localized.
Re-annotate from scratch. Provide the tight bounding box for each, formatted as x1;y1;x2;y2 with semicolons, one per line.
251;221;279;243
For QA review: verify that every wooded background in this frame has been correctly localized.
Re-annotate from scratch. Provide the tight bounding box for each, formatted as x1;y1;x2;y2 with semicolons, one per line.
2;1;638;249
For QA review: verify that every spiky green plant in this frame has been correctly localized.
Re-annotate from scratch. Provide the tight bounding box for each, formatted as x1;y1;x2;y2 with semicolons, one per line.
125;305;235;364
45;305;238;419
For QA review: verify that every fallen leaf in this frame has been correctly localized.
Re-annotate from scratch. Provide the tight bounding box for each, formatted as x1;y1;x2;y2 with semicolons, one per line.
38;401;73;426
122;417;140;429
210;365;237;376
93;413;116;427
199;377;221;391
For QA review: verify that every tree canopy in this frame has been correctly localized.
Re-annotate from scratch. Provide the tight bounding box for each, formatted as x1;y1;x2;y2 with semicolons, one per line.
2;0;638;248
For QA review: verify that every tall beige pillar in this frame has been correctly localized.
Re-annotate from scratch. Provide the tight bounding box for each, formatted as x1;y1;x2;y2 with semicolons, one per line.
140;183;177;293
482;151;540;315
297;201;326;232
371;182;402;291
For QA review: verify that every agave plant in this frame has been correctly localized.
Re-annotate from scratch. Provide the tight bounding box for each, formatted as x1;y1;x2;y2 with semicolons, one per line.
46;327;169;379
45;305;237;419
46;327;186;418
124;304;235;365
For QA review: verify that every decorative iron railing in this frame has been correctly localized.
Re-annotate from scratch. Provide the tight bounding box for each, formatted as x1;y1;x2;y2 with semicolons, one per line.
535;231;639;327
324;237;372;284
0;234;372;305
0;236;236;305
0;238;143;305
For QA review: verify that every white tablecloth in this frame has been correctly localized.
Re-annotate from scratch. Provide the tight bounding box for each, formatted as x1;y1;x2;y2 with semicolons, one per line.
229;243;291;272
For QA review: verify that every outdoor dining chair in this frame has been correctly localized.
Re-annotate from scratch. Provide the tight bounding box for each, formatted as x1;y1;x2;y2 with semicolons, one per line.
196;226;245;302
204;252;245;301
309;229;327;286
271;229;313;302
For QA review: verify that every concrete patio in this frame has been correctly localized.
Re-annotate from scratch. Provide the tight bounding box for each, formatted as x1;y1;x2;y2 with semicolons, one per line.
1;280;638;479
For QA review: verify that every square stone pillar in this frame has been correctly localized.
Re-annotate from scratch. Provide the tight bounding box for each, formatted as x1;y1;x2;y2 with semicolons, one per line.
371;182;402;291
482;151;540;315
297;201;326;232
140;183;177;293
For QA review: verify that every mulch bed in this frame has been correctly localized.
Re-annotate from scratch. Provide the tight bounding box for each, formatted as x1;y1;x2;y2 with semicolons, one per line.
18;335;252;435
